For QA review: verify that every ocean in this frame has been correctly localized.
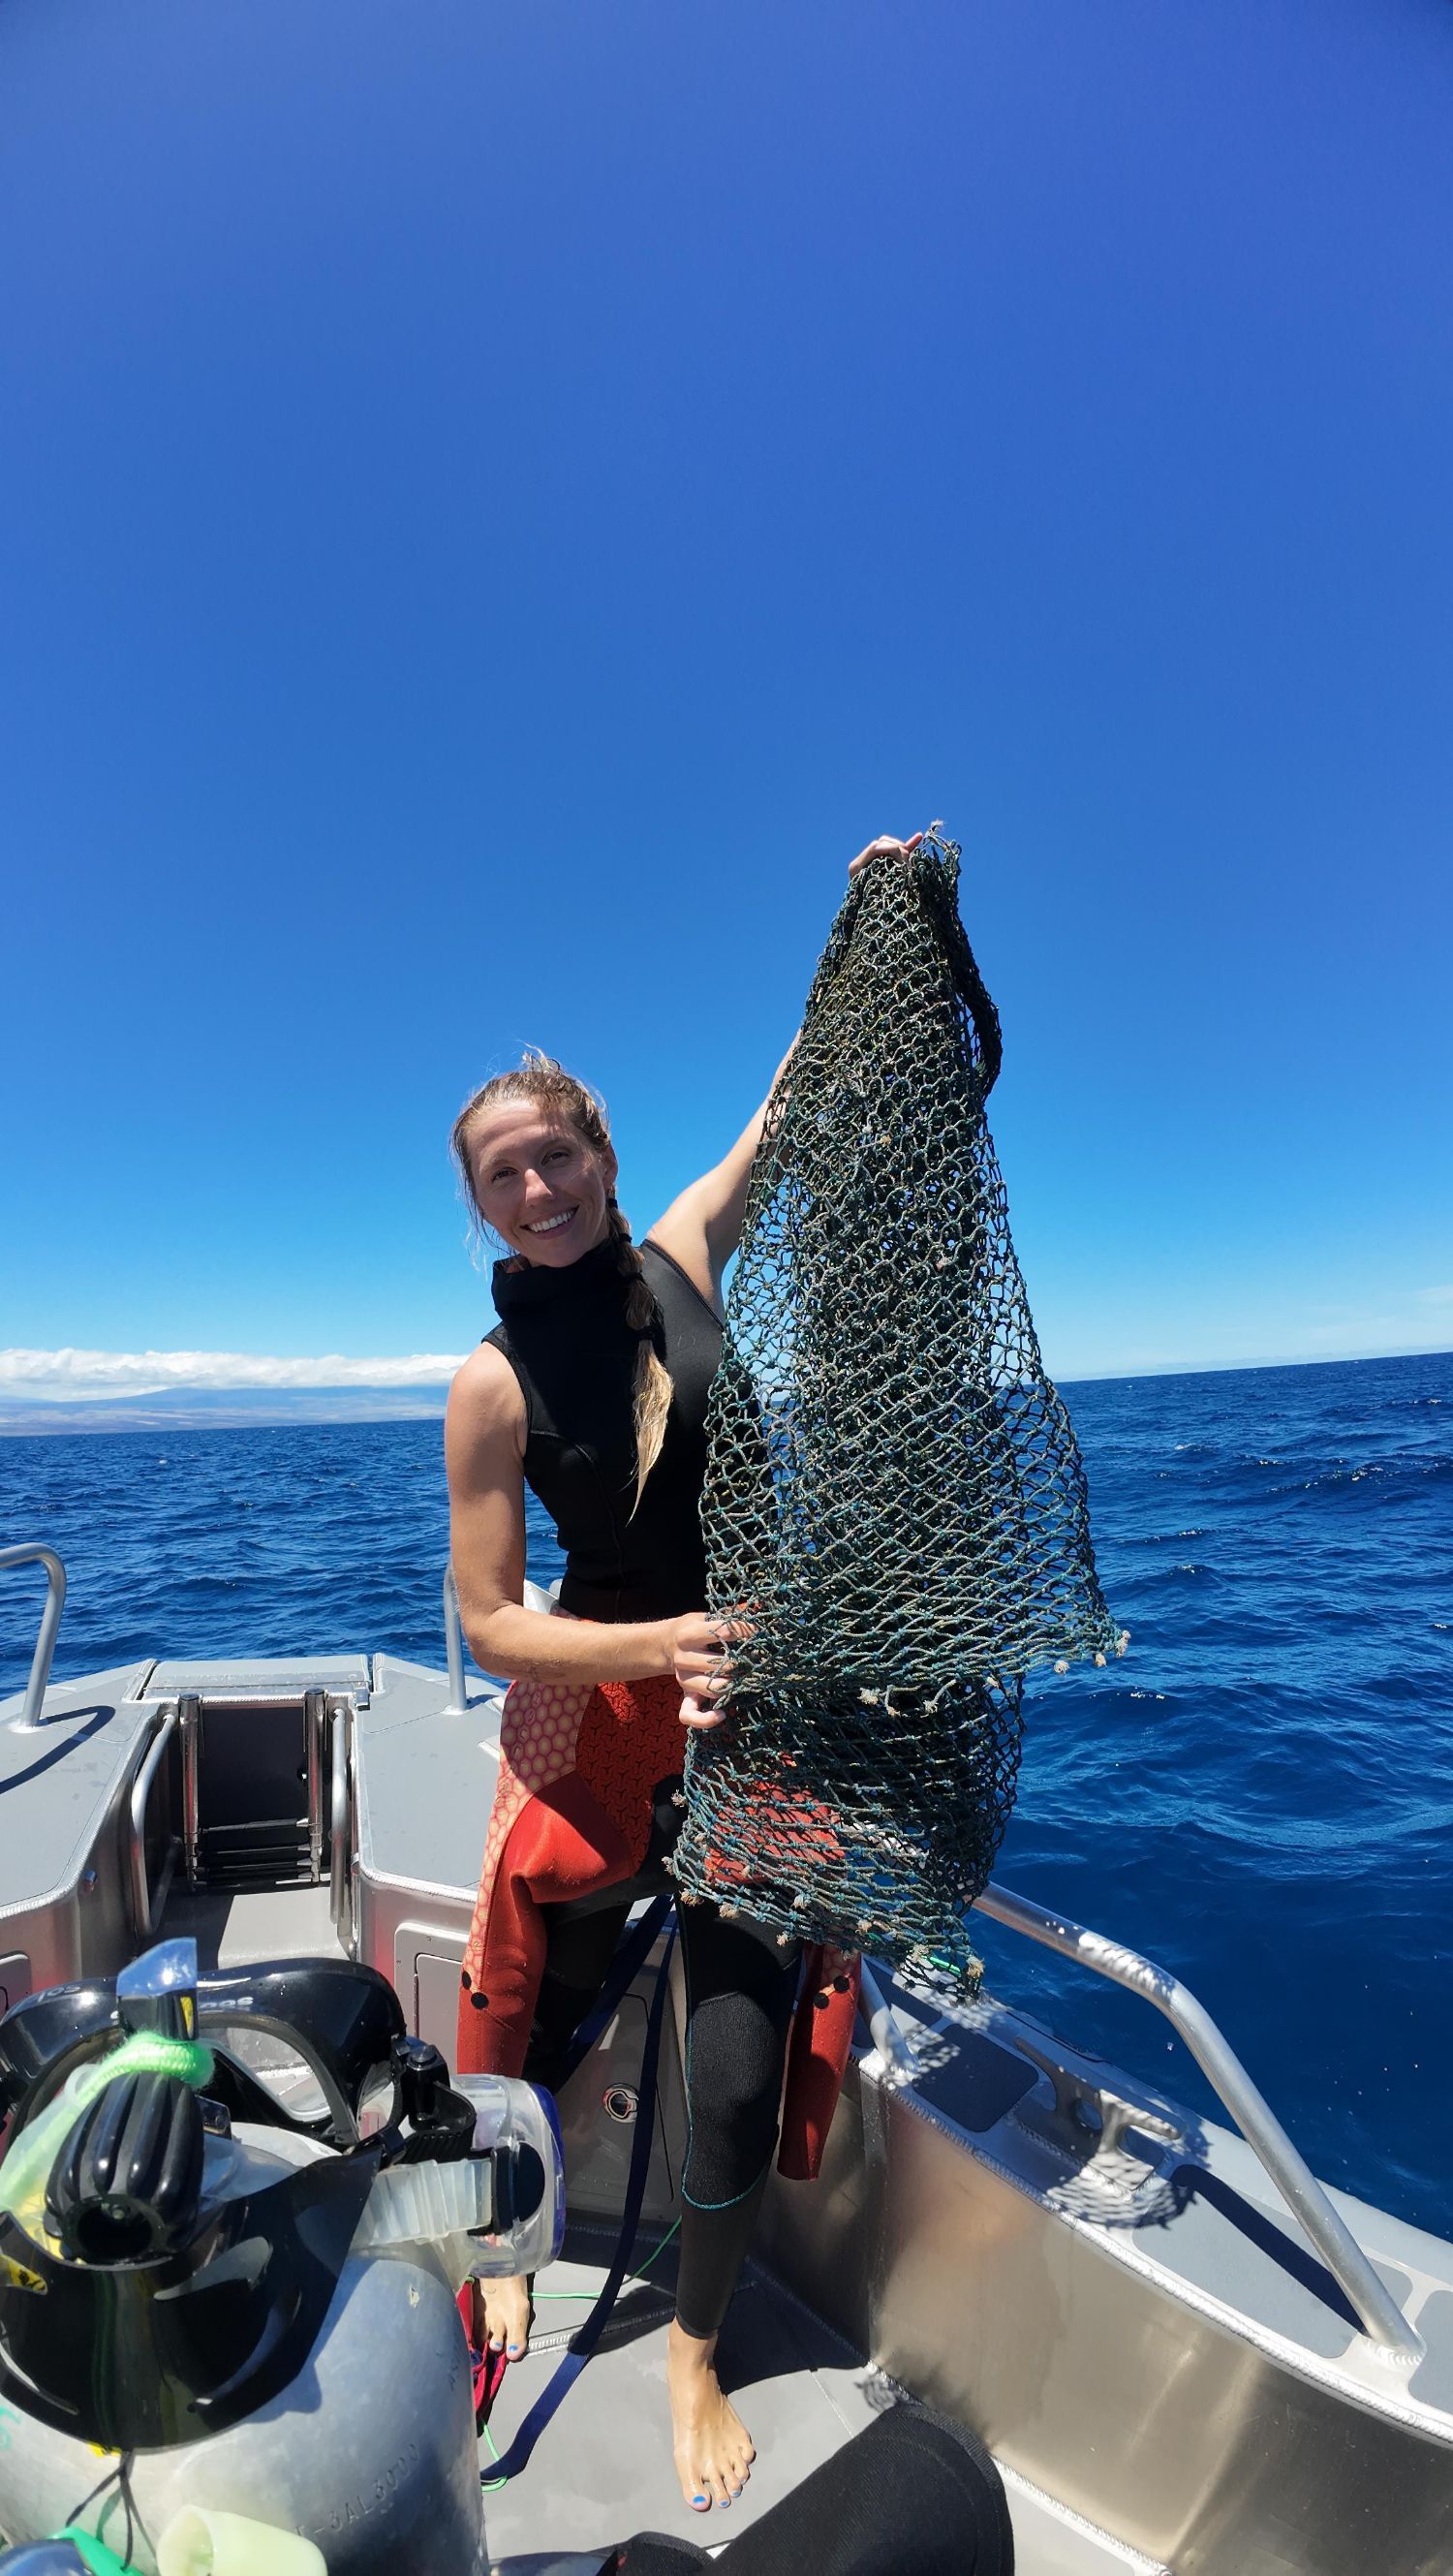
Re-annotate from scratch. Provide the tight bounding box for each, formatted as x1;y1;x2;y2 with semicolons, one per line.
2;1348;1449;2240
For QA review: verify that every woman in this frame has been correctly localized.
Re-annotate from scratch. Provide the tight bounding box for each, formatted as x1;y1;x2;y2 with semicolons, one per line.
447;833;918;2515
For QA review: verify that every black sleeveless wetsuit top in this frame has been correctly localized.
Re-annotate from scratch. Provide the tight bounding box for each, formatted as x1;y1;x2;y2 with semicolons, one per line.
486;1236;724;1625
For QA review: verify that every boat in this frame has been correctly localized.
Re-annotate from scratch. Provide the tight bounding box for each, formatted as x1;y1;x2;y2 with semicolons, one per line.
0;1538;1449;2573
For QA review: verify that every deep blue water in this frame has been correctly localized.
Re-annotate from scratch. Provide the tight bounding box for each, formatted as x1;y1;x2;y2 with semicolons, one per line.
2;1350;1449;2238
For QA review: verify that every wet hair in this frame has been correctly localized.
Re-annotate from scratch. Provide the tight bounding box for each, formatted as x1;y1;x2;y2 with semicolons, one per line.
451;1052;673;1505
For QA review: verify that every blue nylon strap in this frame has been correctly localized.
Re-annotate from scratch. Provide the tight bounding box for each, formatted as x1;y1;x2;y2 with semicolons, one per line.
553;1891;674;2091
487;1902;678;2485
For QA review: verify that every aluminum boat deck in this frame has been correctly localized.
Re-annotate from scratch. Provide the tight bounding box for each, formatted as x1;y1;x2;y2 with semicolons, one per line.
2;1545;1450;2572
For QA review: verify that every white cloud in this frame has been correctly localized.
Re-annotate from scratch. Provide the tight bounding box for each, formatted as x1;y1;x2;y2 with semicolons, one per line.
0;1349;468;1402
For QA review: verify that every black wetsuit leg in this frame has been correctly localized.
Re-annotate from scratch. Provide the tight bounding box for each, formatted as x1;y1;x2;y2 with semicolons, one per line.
523;1897;634;2095
617;2405;1015;2575
524;1891;800;2343
673;1906;800;2342
522;1775;683;2090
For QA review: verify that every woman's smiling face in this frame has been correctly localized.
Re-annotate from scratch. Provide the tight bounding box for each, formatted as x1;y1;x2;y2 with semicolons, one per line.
466;1100;617;1266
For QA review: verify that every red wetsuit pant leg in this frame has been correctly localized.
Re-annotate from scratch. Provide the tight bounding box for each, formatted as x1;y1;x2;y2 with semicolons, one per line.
457;1770;635;2076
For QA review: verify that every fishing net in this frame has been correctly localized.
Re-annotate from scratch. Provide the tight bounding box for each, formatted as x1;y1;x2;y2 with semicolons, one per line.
671;826;1125;1988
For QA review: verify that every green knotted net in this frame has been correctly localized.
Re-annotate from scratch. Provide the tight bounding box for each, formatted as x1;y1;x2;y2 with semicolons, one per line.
671;827;1124;1987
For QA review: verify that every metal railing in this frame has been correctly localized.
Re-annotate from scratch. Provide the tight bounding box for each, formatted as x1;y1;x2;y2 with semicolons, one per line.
179;1692;202;1886
442;1562;471;1715
130;1705;179;1939
329;1699;353;1943
971;1878;1423;2367
305;1686;327;1883
0;1542;67;1729
442;1560;556;1714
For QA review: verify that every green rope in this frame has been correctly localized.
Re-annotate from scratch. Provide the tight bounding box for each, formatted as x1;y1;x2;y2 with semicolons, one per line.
480;2416;507;2492
0;2030;215;2243
630;2215;681;2278
478;2217;684;2490
533;2216;682;2299
675;827;1125;1990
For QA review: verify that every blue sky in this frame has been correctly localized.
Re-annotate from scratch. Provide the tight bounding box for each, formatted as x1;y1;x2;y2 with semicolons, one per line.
3;0;1450;1409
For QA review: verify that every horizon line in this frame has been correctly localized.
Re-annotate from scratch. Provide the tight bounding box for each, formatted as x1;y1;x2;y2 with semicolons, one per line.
0;1338;1446;1439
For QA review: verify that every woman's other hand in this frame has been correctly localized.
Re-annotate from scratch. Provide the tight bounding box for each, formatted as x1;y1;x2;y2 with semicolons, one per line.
849;830;924;879
666;1611;746;1729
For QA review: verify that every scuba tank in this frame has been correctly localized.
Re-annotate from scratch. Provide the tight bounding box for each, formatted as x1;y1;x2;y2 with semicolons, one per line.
0;1940;563;2575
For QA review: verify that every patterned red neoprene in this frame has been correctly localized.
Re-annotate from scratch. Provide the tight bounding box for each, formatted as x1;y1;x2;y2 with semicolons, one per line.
454;1669;860;2178
456;1672;684;2077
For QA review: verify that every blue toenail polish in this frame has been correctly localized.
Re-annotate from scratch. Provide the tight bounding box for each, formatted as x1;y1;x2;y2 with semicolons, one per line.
507;2343;522;2355
692;2495;707;2507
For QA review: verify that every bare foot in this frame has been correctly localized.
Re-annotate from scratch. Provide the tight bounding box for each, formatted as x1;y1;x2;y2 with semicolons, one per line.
666;2320;756;2512
470;2272;532;2363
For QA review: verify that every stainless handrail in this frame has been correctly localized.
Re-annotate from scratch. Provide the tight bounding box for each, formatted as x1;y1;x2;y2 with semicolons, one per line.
442;1559;555;1714
179;1692;201;1886
130;1706;179;1939
329;1700;352;1943
974;1878;1423;2366
442;1562;470;1715
304;1686;326;1883
0;1543;67;1729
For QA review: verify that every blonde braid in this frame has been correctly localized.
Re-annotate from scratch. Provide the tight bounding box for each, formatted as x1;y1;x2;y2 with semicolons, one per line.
452;1051;675;1506
605;1196;674;1510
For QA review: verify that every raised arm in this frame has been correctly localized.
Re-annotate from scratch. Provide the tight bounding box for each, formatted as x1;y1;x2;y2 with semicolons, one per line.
648;831;922;1310
646;1041;794;1316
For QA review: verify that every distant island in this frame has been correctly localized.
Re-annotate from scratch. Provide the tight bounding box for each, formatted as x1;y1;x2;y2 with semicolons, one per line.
0;1385;454;1436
